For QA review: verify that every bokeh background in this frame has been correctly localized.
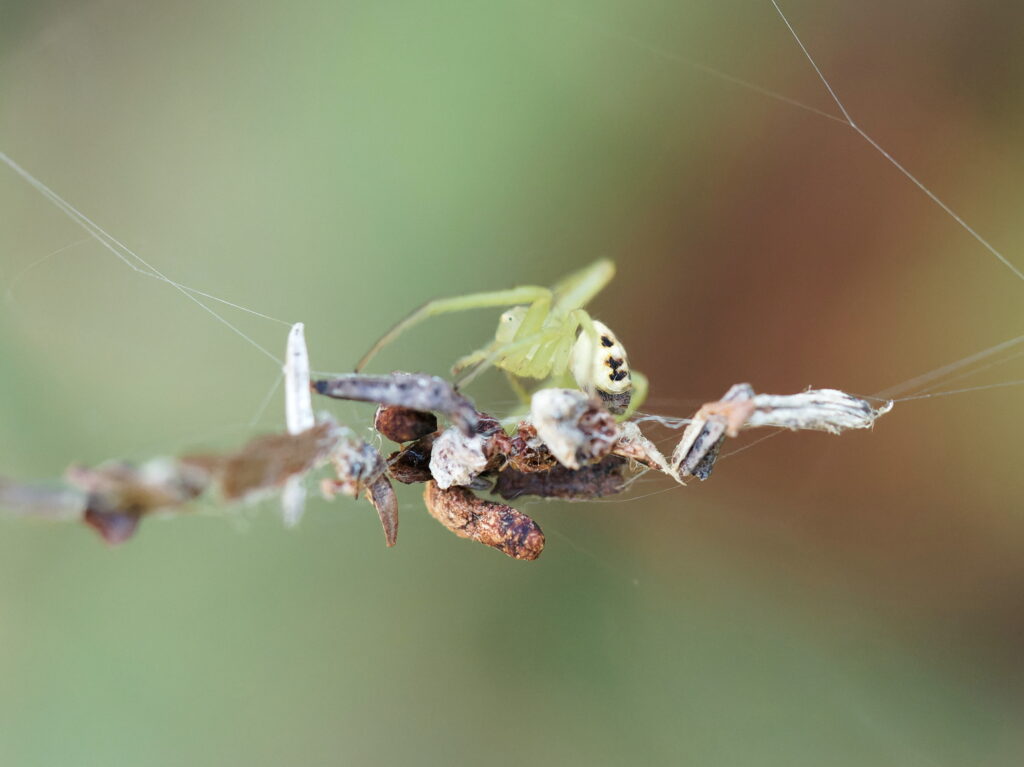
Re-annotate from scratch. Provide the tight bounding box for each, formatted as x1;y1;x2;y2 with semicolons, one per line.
1;1;1022;765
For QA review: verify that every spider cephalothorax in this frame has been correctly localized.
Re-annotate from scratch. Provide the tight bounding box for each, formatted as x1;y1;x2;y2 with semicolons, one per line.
355;259;647;416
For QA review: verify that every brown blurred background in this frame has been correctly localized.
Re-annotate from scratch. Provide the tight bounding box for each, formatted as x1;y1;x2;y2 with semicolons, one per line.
1;1;1022;765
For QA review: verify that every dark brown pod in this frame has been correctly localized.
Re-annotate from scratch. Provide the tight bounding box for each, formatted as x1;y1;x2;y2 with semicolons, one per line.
387;434;436;484
374;405;437;443
493;455;627;501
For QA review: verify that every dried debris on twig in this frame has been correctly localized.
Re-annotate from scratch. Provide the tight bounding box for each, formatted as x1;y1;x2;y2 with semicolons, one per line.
0;478;86;522
67;458;211;544
185;420;341;502
1;322;891;558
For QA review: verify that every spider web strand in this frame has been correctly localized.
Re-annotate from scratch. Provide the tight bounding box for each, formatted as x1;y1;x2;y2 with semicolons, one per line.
1;151;288;365
769;1;1024;284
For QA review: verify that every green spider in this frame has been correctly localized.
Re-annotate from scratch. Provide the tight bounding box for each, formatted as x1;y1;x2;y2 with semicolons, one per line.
355;259;647;416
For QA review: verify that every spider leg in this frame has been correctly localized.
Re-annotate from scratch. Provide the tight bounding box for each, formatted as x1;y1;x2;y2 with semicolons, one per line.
450;290;555;378
355;286;552;372
513;291;552;339
504;370;533;405
569;308;601;391
507;307;581;380
544;325;577;379
450;343;498;378
525;334;563;378
455;328;564;388
551;259;615;313
524;311;580;379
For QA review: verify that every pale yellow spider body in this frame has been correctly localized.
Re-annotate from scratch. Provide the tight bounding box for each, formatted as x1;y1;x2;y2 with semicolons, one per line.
356;259;647;415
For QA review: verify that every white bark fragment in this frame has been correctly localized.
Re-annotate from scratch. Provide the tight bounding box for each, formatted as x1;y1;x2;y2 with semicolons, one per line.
284;323;315;435
429;428;488;489
282;322;315;527
280;480;307;527
530;388;619;470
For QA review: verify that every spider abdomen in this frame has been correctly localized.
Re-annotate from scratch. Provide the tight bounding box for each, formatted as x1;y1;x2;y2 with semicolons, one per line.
571;320;632;413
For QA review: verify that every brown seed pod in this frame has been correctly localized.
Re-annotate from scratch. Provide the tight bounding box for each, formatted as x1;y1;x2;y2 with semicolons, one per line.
423;481;544;561
374;405;438;443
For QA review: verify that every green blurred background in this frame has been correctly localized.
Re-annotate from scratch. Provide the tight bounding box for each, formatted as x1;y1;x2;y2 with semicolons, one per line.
1;1;1023;764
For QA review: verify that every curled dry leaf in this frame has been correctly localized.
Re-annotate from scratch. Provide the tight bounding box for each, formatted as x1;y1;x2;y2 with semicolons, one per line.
423;481;545;561
319;434;398;546
613;421;674;477
365;475;399;547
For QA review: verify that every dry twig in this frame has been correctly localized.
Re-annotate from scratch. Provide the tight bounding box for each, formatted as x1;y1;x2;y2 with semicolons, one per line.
1;323;891;558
